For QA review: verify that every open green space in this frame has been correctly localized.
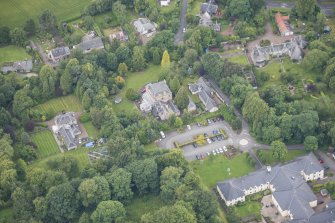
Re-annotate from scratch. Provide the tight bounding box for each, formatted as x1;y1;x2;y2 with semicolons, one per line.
0;0;91;27
112;64;161;113
82;121;99;138
235;201;262;218
33;95;83;115
227;54;250;65
0;45;31;65
31;147;91;171
125;195;165;221
31;130;60;158
190;0;202;16
257;149;307;165
191;153;254;188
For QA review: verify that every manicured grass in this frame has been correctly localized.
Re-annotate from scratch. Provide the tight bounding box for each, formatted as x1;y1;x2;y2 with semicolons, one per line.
0;0;91;27
125;195;165;221
0;208;13;222
31;130;60;158
0;45;31;65
257;149;307;165
112;64;162;113
33;95;83;115
190;0;202;16
191;153;255;188
31;147;91;171
82;121;99;138
227;54;250;65
235;201;262;218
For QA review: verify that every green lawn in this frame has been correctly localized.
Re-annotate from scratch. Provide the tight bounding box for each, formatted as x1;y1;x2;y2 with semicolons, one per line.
0;208;13;222
31;130;60;158
191;153;255;188
125;195;165;221
32;147;91;171
82;121;98;138
112;64;162;113
235;201;262;218
227;54;250;65
0;45;31;65
257;149;307;165
33;95;83;115
190;0;202;16
0;0;91;27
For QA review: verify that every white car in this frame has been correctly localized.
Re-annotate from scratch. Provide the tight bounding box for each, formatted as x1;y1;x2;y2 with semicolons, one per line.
183;27;186;33
187;125;191;130
223;146;228;152
212;150;217;155
219;147;223;153
207;138;212;144
215;149;220;154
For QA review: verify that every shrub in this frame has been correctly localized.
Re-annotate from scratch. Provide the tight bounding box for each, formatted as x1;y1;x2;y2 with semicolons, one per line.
25;120;35;132
125;88;141;101
80;113;91;123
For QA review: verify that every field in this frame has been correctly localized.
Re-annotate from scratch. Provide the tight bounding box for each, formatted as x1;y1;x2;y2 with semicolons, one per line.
112;64;162;113
82;121;99;138
125;195;165;221
31;130;60;158
32;147;91;172
191;153;254;188
257;149;307;165
0;0;91;27
227;54;250;65
33;95;83;115
0;208;12;222
0;45;31;65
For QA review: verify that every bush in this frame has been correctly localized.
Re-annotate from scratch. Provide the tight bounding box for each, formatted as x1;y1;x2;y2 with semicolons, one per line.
25;120;35;132
125;88;141;101
80;113;91;123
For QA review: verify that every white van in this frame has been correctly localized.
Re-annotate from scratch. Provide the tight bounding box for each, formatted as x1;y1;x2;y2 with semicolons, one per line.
160;131;166;139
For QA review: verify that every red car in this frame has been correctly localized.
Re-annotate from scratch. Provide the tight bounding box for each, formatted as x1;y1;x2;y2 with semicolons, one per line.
319;159;324;164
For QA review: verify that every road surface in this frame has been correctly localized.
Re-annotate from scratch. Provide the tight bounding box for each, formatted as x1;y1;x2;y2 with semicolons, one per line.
317;151;335;172
175;0;188;44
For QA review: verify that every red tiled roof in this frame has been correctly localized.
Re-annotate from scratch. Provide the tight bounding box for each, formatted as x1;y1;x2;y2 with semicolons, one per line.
275;12;289;34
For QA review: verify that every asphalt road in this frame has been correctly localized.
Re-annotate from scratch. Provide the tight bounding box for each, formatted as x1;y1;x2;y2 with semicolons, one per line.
317;151;335;172
175;0;187;44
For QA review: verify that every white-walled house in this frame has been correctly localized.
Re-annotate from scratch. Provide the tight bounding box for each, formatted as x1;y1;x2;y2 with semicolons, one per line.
217;153;324;221
160;0;171;6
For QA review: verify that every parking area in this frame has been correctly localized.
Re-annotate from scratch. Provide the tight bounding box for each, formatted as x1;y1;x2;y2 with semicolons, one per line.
157;119;263;161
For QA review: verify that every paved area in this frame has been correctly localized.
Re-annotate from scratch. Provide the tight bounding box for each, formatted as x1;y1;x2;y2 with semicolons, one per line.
158;120;266;161
175;0;187;44
261;195;289;223
317;151;335;172
266;0;294;9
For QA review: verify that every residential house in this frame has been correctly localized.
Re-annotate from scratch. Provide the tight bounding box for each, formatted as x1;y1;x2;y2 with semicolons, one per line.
199;13;221;32
1;59;33;73
133;18;157;36
160;0;171;6
52;112;81;150
140;80;180;120
200;1;219;16
251;36;306;67
276;12;293;36
109;30;128;43
48;46;70;63
74;37;104;54
189;78;218;112
217;153;324;221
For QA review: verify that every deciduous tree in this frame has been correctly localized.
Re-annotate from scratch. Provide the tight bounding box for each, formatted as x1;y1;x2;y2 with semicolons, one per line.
270;140;288;161
91;200;126;223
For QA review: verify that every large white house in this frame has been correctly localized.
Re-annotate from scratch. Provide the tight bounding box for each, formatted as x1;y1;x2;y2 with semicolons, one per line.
217;153;325;221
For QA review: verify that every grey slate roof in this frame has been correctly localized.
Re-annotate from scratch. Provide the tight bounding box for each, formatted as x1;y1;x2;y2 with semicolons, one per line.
54;112;81;150
147;80;172;97
1;59;33;73
58;126;77;150
217;153;324;221
201;2;218;15
51;46;70;58
198;90;217;111
287;202;335;223
75;37;104;52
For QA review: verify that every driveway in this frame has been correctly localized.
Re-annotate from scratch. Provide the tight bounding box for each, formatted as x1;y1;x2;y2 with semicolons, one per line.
175;0;187;44
158;120;266;161
317;151;335;172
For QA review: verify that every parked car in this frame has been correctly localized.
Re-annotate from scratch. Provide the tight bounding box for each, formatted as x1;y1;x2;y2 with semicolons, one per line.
319;159;324;164
187;125;191;130
204;133;208;137
207;119;212;124
223;146;227;152
212;150;217;155
195;154;199;160
211;137;216;142
192;143;197;148
219;147;223;153
197;122;201;127
324;166;330;170
207;138;212;144
160;131;165;139
183;27;186;33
